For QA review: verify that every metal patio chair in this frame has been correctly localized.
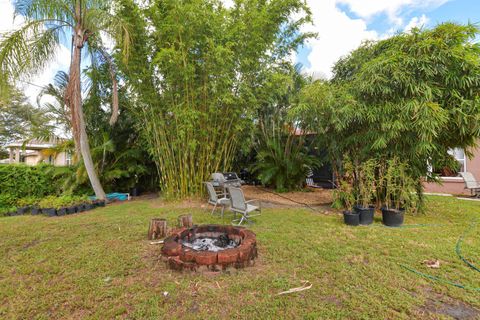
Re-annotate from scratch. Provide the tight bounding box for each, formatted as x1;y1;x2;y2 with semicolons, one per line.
459;172;480;197
205;182;230;217
227;186;261;225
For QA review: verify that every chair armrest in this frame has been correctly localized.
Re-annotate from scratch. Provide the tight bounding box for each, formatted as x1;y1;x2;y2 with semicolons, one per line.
245;199;261;209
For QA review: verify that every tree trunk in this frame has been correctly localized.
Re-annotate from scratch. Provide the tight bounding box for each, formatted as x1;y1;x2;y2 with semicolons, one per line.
178;214;193;228
65;20;106;200
147;218;168;240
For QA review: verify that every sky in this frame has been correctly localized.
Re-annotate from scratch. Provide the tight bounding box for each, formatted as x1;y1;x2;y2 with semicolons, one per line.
1;0;480;102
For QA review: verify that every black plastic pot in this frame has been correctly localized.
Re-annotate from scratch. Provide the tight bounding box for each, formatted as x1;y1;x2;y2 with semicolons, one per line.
8;210;20;216
354;206;375;225
381;208;405;227
343;210;360;226
31;207;40;215
97;200;106;207
66;206;77;214
84;203;94;211
57;207;67;216
17;206;29;215
77;204;85;212
130;187;140;197
42;208;57;217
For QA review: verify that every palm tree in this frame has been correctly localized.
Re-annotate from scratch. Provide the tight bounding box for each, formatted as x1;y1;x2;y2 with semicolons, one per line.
37;71;72;139
0;0;131;199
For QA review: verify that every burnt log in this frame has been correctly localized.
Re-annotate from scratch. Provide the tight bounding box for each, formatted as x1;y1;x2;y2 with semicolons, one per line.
147;218;168;240
178;214;193;228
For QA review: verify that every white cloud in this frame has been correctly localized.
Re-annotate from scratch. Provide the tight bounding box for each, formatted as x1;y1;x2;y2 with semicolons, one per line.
404;14;429;32
302;0;377;79
337;0;449;25
299;0;446;78
0;0;70;104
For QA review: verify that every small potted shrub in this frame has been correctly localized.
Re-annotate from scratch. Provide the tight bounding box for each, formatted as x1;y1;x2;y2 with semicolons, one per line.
380;158;417;227
39;196;58;217
84;200;94;211
96;198;106;207
31;205;41;215
334;180;359;226
354;159;377;225
65;196;77;214
0;207;12;217
16;197;39;215
6;207;19;216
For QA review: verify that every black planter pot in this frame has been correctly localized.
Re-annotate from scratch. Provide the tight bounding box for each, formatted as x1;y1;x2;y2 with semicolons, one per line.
8;210;20;216
17;206;29;215
354;206;375;225
66;206;77;214
84;203;94;211
381;208;405;227
57;207;67;216
343;210;360;226
31;207;40;215
97;200;106;207
77;204;85;212
130;187;140;197
42;208;57;217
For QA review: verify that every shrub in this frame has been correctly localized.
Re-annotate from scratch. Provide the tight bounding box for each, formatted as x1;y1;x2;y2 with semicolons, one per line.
38;196;62;209
254;132;320;192
0;164;59;198
16;196;40;208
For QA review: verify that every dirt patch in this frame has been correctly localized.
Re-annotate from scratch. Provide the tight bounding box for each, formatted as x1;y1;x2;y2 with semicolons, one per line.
243;185;333;206
415;286;480;319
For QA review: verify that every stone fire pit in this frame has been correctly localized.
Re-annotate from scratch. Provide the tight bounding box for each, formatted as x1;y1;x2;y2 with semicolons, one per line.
161;224;257;271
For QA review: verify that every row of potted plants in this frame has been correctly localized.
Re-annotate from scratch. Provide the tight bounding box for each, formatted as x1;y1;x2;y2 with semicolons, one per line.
336;158;418;227
7;195;106;217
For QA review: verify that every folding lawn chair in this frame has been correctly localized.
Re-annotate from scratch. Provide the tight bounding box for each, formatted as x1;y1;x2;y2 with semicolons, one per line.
227;186;261;225
205;182;230;217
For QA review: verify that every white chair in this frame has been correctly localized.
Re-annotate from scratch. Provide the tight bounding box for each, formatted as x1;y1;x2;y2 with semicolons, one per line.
459;172;480;197
205;182;230;216
227;187;261;225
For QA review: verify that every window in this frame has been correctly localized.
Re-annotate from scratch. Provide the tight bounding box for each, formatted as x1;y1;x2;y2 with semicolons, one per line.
448;148;466;173
66;152;72;166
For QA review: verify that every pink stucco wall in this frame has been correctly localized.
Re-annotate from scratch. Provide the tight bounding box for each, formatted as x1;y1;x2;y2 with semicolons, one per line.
424;145;480;195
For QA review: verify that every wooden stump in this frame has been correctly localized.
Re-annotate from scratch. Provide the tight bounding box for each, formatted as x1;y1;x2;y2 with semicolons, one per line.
147;218;168;240
178;214;193;228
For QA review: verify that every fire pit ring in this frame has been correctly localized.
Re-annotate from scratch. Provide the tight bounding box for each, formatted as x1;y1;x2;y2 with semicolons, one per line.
161;224;257;271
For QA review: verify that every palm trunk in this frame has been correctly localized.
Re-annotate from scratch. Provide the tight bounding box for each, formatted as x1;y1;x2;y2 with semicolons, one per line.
66;20;106;200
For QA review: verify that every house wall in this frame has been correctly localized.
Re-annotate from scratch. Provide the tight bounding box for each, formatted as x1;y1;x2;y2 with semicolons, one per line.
24;153;42;166
424;145;480;195
54;152;68;166
21;151;68;166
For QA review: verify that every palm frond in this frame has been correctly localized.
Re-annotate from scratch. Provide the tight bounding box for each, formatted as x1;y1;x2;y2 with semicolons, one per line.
83;8;131;62
0;20;65;84
14;0;75;27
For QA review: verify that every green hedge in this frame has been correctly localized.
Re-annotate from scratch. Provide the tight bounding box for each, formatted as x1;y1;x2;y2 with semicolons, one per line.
0;164;72;209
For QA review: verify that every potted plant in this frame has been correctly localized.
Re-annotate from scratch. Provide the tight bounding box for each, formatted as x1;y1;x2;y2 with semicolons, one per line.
84;200;94;211
65;196;77;214
6;207;19;216
39;196;58;217
354;159;377;225
31;205;41;215
335;180;359;226
380;158;417;227
56;198;67;216
16;197;39;215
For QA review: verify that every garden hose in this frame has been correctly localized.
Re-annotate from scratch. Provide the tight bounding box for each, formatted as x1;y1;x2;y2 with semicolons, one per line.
399;264;480;292
400;217;480;292
253;186;323;213
455;218;480;273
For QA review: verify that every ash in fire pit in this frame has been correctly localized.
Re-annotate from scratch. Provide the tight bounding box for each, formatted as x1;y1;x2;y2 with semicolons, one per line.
161;224;257;271
182;234;238;252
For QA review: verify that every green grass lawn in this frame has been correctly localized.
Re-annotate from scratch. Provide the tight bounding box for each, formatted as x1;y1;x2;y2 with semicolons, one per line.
1;196;479;319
